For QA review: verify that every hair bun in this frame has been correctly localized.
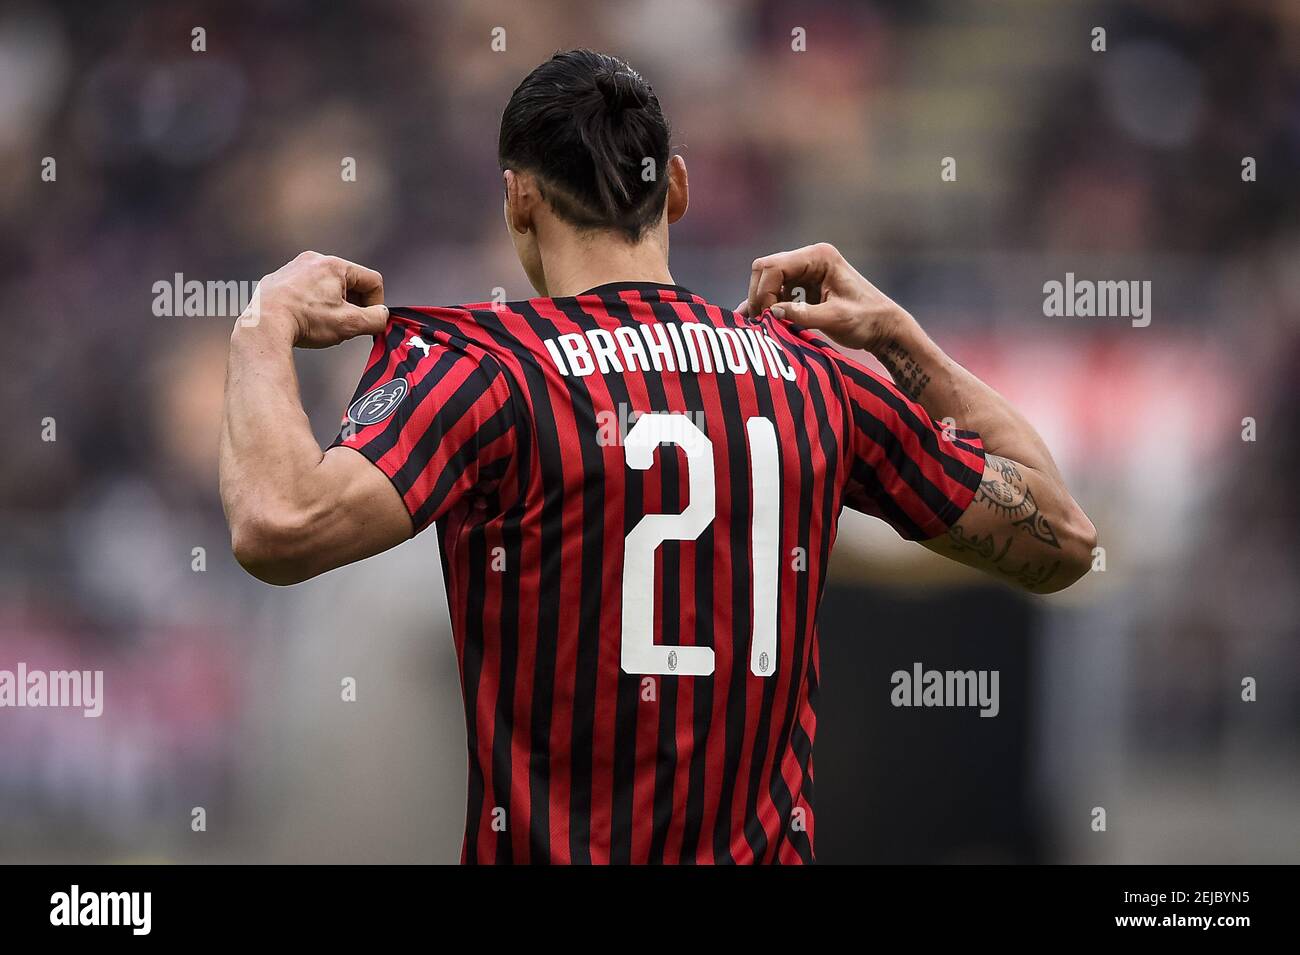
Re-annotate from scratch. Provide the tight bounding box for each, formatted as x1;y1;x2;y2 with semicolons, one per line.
595;70;648;114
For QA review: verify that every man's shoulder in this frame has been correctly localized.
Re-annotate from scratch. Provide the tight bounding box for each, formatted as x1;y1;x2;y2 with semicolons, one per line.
388;298;583;348
382;304;545;378
386;304;509;346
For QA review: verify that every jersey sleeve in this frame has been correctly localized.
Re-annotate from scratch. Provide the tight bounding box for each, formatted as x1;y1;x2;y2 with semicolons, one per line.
330;318;517;533
824;345;986;541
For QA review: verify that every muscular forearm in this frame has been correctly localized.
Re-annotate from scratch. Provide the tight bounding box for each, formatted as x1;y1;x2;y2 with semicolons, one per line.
875;313;1094;592
220;315;413;584
877;313;1065;485
219;319;326;556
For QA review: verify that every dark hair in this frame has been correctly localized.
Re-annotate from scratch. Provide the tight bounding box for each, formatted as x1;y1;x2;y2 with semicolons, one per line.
499;50;671;242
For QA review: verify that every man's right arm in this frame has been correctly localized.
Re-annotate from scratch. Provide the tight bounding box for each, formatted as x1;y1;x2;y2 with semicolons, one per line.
745;243;1097;595
219;252;411;586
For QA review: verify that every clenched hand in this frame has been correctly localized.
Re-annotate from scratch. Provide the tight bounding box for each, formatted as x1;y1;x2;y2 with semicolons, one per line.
239;251;388;348
739;242;910;355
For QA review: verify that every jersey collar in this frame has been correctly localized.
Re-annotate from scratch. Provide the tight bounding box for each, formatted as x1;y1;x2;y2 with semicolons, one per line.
576;281;702;301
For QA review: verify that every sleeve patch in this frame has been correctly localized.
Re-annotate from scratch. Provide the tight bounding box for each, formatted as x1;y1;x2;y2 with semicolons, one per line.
347;377;409;426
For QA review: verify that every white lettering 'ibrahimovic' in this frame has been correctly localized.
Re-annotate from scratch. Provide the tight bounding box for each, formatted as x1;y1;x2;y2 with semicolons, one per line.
542;321;797;381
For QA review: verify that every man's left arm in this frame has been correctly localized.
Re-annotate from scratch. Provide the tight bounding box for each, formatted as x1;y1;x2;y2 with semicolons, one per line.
745;243;1096;595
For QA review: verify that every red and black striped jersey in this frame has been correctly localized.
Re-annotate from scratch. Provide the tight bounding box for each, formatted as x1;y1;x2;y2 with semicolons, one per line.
332;281;985;864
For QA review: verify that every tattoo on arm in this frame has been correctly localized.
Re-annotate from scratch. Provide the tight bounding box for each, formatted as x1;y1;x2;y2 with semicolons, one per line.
973;455;1060;548
879;341;931;401
945;524;1062;590
937;453;1065;590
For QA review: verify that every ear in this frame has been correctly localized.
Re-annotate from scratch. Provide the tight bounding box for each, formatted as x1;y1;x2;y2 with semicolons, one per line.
503;169;536;235
666;155;688;224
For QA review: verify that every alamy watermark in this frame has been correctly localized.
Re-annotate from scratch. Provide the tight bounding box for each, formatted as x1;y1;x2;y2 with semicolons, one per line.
152;272;260;319
0;663;103;717
890;661;999;717
1043;272;1151;327
50;885;150;935
596;403;707;447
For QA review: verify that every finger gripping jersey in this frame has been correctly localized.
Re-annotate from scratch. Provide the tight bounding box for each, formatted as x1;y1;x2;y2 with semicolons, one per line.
332;282;984;864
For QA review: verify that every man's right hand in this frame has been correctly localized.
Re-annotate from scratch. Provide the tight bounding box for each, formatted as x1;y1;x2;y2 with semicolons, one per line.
740;242;911;355
239;251;389;349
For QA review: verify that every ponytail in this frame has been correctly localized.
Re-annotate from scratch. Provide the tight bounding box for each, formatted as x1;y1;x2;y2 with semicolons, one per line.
499;50;671;242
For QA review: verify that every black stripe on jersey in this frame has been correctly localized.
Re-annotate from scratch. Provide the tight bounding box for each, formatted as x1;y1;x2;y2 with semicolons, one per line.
788;351;840;865
755;335;817;853
802;653;821;844
487;517;519;865
846;402;975;529
452;517;489;864
606;293;685;865
464;305;561;863
762;333;842;857
385;354;496;476
681;302;754;866
475;453;513;490
479;368;531;861
496;505;528;860
784;714;816;864
669;334;716;865
551;295;637;863
409;310;537;499
840;360;984;488
600;387;642;865
512;300;593;863
736;346;791;863
800;335;984;489
348;320;411;397
639;358;685;865
407;399;514;529
847;457;929;539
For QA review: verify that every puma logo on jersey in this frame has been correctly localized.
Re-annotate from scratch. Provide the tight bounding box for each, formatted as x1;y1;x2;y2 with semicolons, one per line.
408;335;433;359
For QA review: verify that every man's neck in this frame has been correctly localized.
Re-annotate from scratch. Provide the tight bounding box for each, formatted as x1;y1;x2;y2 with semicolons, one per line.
540;234;674;298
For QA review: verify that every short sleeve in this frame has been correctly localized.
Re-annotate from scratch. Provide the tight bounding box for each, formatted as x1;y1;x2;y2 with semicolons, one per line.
826;347;985;541
331;318;517;533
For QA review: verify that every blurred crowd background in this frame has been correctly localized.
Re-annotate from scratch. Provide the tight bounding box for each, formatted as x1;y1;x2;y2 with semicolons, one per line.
1;0;1296;863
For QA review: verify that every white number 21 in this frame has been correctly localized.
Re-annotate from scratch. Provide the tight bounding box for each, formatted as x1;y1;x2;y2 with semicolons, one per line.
620;414;779;678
